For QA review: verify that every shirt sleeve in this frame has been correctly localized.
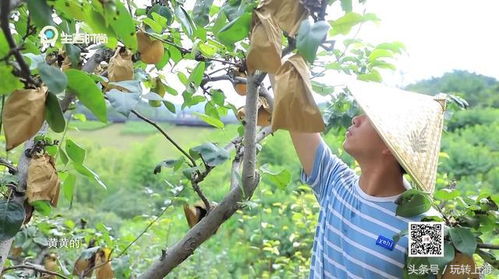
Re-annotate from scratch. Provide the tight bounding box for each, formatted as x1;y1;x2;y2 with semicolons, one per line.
300;138;352;206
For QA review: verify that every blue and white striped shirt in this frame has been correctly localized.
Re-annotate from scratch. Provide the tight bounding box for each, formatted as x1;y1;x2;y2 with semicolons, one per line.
300;138;439;279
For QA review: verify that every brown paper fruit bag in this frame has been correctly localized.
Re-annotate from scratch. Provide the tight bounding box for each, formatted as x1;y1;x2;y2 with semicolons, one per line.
246;10;282;74
236;96;272;126
258;0;309;37
271;54;325;132
137;31;164;64
3;87;47;151
108;47;134;82
26;154;60;207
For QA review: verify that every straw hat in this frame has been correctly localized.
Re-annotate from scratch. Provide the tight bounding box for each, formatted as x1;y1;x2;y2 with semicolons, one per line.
345;80;447;195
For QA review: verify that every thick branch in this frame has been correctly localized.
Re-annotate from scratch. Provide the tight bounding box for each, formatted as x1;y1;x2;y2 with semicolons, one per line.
138;74;264;278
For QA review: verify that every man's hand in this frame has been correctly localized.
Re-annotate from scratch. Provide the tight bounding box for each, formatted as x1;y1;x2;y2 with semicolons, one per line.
289;132;322;176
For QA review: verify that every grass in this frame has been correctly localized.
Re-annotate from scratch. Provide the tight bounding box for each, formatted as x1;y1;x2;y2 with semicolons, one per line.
69;120;111;131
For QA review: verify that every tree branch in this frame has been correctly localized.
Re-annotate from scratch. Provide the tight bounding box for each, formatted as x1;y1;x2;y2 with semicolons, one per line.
138;73;265;278
130;109;197;168
1;263;69;279
0;158;17;174
477;243;499;250
0;0;39;87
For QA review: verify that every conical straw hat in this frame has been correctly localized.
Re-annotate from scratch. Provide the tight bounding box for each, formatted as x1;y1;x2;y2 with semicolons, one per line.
345;80;447;195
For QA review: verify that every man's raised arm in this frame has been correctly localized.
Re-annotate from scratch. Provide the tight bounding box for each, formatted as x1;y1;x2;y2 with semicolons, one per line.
289;132;322;176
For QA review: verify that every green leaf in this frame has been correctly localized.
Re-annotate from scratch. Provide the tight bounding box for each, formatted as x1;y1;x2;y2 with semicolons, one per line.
66;139;86;164
375;41;406;54
193;0;215;27
0;65;24;95
155;48;170;70
296;20;330;63
198;41;218;57
175;6;195;37
154;157;185;174
23;53;44;70
211;89;225;106
0;200;25;241
311;80;335;96
148;4;173;25
65;44;81;70
62;173;76;203
189;62;206;86
65;69;107;122
108;80;142;94
448;227;477;257
45;92;66;133
368;49;394;63
216;12;252;47
260;165;292;189
106;89;140;117
26;0;54;28
163;100;176;113
59;148;69;165
329;13;379;36
167;45;183;63
178;72;189;86
182;166;200;180
395;189;432;217
434;189;460;201
0;31;8;57
340;0;352;13
109;1;137;51
192;112;224;128
190;142;229;167
392;229;408;245
73;163;107;189
31;200;51;216
143;18;163;33
151;12;168;29
428;241;455;270
38;62;68;94
358;70;382;82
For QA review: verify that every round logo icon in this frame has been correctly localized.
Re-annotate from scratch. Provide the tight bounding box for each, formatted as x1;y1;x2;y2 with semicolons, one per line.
39;26;59;45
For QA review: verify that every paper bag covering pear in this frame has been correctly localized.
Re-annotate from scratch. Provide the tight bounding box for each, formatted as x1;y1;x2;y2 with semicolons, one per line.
236;96;272;126
257;0;309;37
26;154;60;207
3;87;47;151
136;31;164;64
246;9;282;74
271;54;325;132
108;47;134;82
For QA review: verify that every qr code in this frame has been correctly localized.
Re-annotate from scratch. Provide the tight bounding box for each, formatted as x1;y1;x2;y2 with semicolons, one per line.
408;222;444;257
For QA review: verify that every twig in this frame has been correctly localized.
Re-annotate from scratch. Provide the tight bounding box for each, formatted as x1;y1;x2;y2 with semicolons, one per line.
191;181;211;212
318;0;328;21
130;109;197;167
0;0;39;87
1;263;69;279
0;158;17;174
477;243;499;250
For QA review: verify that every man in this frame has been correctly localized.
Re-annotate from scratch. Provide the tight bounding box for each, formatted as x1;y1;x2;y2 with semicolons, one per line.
289;81;447;278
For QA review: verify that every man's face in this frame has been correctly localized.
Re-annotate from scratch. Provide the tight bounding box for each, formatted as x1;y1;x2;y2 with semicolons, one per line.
343;114;388;159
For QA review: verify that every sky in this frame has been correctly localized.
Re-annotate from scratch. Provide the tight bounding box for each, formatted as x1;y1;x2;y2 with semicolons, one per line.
353;0;499;86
